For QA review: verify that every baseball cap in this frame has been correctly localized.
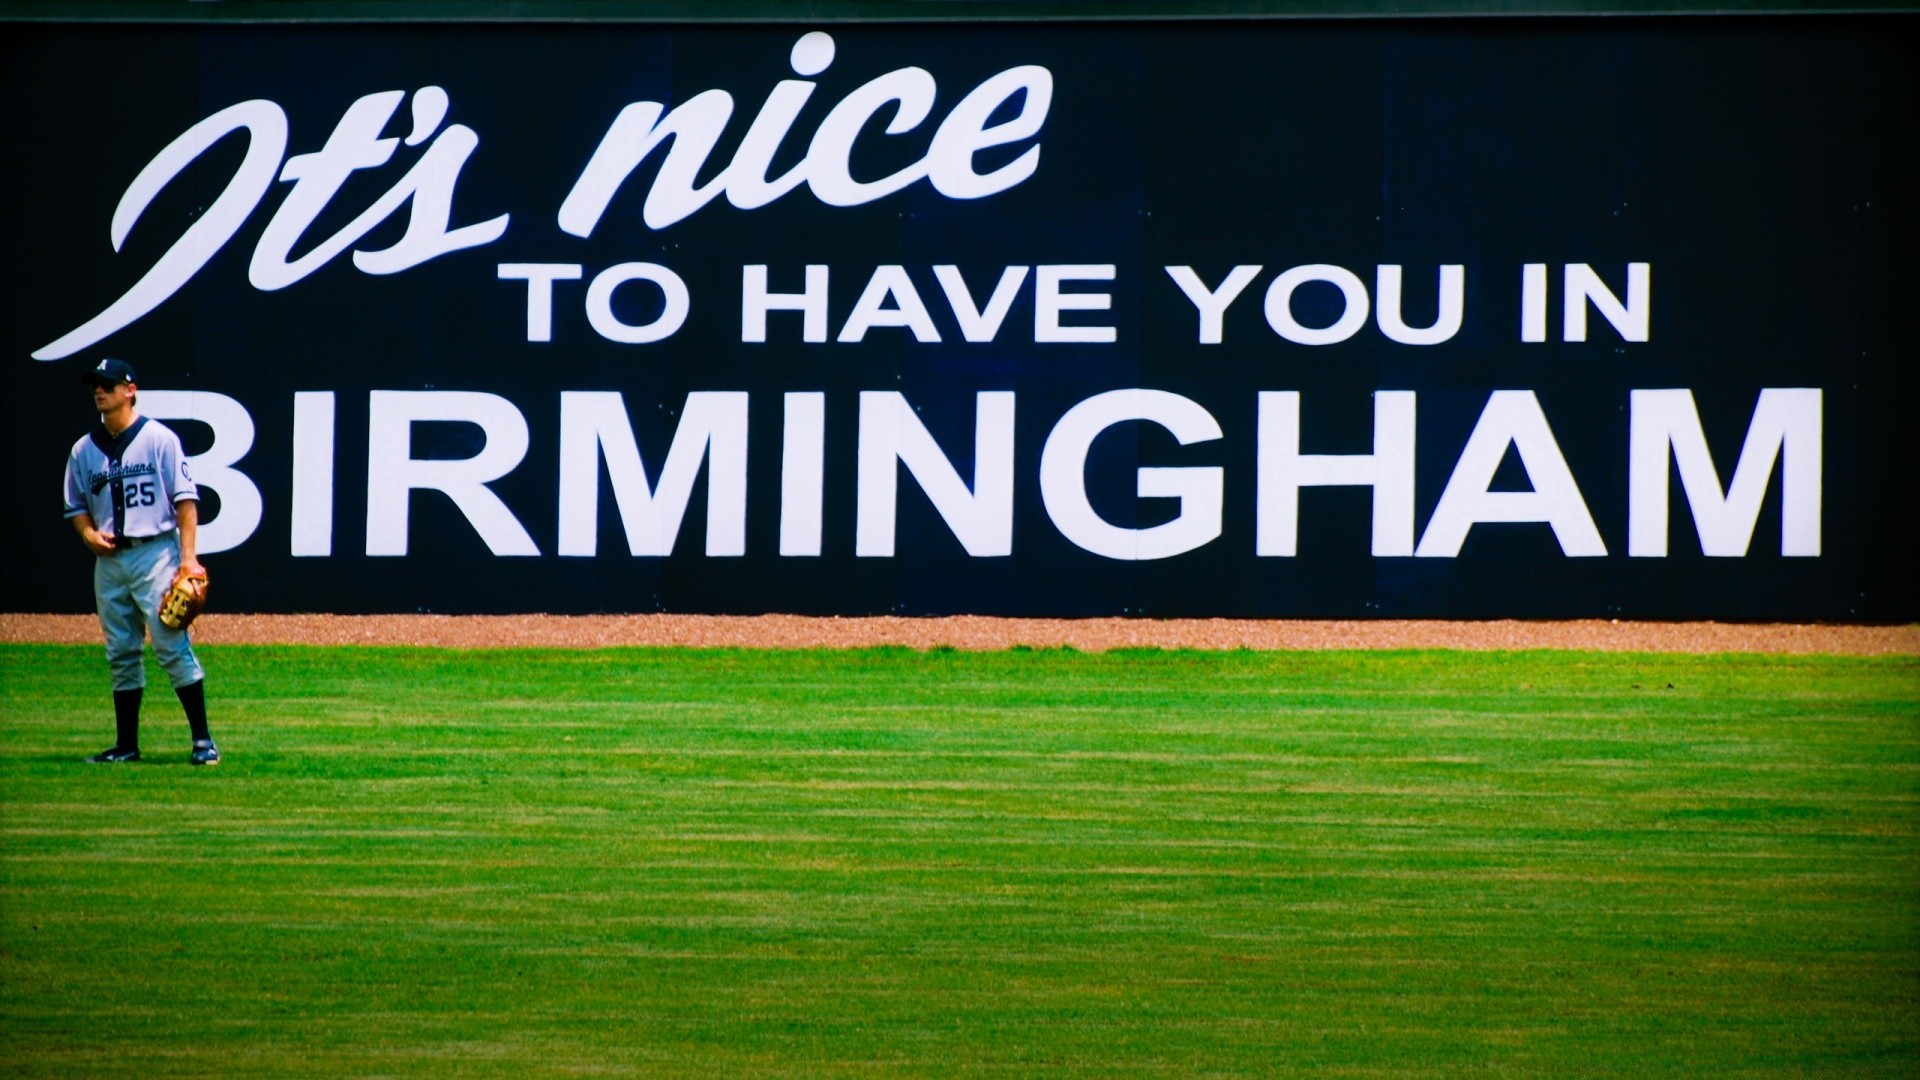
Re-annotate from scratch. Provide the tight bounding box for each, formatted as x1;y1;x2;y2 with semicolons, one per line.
82;358;137;387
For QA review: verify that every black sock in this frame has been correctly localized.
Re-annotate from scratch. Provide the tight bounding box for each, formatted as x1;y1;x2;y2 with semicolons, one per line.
113;688;142;750
176;680;210;743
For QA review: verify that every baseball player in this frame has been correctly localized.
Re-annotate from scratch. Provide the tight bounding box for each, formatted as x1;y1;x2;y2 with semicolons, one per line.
63;358;219;765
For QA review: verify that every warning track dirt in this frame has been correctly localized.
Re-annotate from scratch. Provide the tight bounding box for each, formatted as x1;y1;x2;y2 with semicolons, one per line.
2;614;1913;654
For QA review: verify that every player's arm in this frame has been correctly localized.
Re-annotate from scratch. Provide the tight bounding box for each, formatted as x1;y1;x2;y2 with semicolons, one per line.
71;512;117;557
156;429;204;575
175;498;203;576
64;451;114;555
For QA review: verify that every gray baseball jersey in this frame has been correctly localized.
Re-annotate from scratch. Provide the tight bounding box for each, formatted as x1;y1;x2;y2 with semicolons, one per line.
62;416;198;538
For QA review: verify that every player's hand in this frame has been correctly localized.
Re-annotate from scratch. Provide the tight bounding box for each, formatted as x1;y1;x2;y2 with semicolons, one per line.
82;528;117;557
180;557;206;578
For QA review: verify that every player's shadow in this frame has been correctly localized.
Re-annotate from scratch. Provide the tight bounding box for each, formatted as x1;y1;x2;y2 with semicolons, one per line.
41;754;210;768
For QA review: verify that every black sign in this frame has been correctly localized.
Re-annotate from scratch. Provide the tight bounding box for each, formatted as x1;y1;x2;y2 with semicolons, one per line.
5;19;1915;616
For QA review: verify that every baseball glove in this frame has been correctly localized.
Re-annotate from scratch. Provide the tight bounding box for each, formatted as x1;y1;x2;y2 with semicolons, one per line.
158;566;209;631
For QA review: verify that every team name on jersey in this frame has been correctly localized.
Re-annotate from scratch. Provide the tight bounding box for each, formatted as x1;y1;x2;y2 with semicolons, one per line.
88;462;157;495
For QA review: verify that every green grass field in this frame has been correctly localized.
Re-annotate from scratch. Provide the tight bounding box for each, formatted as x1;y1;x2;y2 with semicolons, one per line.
2;644;1916;1076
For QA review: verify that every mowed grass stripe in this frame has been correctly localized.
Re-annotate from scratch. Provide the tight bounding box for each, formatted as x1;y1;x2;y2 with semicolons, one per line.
2;644;1916;1077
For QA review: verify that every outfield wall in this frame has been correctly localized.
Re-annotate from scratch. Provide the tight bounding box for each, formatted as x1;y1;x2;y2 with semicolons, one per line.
6;16;1916;617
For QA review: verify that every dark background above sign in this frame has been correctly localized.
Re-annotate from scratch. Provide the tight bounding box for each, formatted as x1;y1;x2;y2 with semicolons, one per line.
5;1;1918;21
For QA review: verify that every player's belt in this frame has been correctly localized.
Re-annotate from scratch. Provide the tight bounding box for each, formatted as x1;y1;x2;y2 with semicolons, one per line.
113;529;175;550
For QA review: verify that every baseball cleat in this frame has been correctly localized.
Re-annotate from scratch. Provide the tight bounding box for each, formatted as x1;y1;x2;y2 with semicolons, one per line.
86;745;141;763
190;740;221;767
